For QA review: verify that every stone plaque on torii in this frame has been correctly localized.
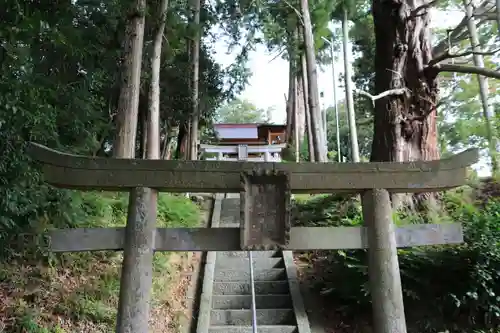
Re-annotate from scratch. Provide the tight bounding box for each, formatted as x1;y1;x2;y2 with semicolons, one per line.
28;142;478;333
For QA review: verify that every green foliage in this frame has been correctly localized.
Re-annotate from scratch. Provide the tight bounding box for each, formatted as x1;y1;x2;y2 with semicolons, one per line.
157;194;201;227
329;0;365;21
16;313;67;333
298;136;312;161
0;6;213;330
215;98;273;123
324;104;373;161
224;0;342;67
292;193;362;227
295;188;500;332
350;11;375;92
438;70;500;157
325;1;375;162
0;0;259;331
0;0;233;257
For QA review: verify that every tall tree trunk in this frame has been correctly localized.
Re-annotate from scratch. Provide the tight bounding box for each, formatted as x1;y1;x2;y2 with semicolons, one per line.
496;0;500;36
286;38;306;153
286;59;295;146
159;121;169;158
327;34;341;162
293;78;299;162
296;70;306;146
113;1;155;331
163;125;179;160
113;0;146;158
342;7;361;163
140;106;148;158
294;27;306;148
189;0;201;160
463;0;498;173
301;54;315;162
372;0;439;207
299;0;327;162
147;0;168;234
185;39;192;160
176;123;187;159
286;55;306;161
147;0;168;162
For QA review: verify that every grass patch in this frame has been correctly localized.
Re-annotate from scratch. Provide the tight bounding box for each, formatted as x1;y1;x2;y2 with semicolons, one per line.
0;192;202;333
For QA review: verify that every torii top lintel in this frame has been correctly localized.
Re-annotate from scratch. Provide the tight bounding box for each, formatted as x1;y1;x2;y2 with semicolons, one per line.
27;142;479;194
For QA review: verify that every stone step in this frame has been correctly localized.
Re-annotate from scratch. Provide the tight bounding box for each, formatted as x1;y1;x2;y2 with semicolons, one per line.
220;200;240;224
197;195;309;333
219;221;239;227
220;206;239;214
214;268;287;282
222;198;240;205
215;257;284;269
208;325;297;333
224;194;240;199
210;309;295;326
212;295;293;309
219;223;240;228
217;251;280;259
212;281;290;295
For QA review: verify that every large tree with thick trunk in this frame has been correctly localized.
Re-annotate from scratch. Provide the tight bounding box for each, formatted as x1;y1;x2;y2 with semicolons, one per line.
370;0;440;210
370;0;500;166
113;0;146;158
371;0;439;164
355;0;499;181
370;0;500;207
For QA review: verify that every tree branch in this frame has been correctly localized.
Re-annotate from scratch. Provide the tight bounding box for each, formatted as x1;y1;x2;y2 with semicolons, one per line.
282;0;304;26
432;2;491;58
431;64;500;79
354;88;409;107
268;47;287;63
474;12;498;20
429;47;500;66
411;0;441;16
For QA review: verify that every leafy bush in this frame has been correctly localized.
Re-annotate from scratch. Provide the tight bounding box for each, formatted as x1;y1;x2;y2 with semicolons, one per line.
295;187;500;332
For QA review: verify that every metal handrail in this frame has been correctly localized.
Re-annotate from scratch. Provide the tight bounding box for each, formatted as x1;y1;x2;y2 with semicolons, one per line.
248;251;258;333
233;146;262;333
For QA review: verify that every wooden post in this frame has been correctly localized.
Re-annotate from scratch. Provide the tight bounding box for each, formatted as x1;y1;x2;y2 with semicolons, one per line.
362;189;407;333
116;187;156;333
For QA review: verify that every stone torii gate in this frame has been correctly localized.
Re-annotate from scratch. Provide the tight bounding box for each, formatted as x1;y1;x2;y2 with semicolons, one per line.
28;142;478;333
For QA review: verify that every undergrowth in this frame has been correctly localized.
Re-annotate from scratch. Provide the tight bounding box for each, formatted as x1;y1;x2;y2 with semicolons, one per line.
293;180;500;333
0;191;201;333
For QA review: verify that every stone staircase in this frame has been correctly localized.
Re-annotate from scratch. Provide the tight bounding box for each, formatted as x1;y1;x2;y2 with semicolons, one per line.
196;196;310;333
